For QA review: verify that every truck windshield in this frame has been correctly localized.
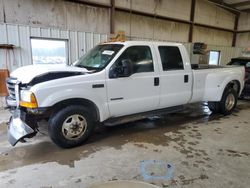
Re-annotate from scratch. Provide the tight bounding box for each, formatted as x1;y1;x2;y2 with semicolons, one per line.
74;44;123;71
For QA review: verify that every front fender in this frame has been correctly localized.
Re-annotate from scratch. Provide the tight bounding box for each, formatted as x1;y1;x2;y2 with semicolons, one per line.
34;88;109;122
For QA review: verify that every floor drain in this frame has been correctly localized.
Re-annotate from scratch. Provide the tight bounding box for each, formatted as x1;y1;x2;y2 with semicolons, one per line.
140;160;174;180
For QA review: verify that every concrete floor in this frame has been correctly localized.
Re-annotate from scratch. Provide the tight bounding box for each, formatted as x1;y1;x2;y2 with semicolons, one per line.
0;101;250;188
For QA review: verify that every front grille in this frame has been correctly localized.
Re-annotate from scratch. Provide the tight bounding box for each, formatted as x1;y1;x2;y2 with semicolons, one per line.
6;77;17;100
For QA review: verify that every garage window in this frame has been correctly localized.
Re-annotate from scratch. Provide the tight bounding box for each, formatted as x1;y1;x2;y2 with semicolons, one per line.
208;51;220;65
31;38;68;64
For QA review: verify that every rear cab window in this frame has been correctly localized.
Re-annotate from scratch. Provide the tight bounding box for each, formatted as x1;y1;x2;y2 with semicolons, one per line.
158;46;184;71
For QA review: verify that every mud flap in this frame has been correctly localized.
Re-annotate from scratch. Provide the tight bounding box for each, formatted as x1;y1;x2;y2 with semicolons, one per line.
8;109;35;146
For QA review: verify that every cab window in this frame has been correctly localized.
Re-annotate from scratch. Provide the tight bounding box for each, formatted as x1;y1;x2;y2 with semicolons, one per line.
115;46;154;73
158;46;184;70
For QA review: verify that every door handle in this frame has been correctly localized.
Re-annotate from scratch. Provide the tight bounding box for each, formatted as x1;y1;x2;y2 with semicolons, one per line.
154;77;159;86
184;75;189;83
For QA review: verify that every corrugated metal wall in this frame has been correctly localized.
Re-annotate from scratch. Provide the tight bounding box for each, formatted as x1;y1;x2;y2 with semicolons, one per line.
0;22;244;73
0;23;108;71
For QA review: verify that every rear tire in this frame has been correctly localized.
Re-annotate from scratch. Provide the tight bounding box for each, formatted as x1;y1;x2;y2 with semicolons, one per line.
219;88;237;115
48;105;95;148
208;88;237;115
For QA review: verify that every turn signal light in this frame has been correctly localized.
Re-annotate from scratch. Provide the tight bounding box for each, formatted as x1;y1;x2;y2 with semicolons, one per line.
19;93;38;108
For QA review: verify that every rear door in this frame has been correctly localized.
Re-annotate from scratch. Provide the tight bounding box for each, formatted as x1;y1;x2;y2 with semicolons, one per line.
106;44;160;117
156;45;192;108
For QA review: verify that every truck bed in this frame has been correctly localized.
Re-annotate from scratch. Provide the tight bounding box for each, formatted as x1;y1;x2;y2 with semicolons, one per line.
190;65;245;103
191;64;225;70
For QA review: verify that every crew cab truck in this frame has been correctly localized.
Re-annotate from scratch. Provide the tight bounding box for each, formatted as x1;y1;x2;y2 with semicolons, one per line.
6;41;245;148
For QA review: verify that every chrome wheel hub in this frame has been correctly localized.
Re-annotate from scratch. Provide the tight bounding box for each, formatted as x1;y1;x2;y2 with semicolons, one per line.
225;93;235;111
62;114;87;140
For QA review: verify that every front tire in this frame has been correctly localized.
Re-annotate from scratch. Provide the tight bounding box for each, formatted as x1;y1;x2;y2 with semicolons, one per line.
48;105;95;148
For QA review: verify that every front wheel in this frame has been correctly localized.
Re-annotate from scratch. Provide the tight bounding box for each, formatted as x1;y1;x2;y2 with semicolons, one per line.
48;105;95;148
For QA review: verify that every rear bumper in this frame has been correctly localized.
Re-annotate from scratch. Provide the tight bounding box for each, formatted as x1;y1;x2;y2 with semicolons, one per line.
8;109;35;146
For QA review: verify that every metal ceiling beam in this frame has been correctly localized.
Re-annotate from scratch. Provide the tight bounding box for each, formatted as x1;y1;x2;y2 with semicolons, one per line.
65;0;111;9
242;8;250;12
194;23;234;33
240;7;250;11
230;1;250;7
207;0;240;14
237;29;250;33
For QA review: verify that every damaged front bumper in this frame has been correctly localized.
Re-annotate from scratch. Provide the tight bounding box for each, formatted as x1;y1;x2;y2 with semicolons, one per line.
8;109;36;146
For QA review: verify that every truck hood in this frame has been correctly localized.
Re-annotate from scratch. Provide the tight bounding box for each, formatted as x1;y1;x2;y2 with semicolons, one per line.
10;64;89;84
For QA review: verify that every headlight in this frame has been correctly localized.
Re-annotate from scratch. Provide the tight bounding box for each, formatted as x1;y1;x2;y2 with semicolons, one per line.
19;90;38;108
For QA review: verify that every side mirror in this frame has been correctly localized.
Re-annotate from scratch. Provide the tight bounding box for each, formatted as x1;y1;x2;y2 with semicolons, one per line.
109;59;133;78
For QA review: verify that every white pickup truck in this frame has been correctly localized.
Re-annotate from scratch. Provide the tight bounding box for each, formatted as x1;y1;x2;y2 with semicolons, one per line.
6;41;245;148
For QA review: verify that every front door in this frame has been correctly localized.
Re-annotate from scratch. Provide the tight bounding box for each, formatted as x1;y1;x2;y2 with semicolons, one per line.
106;45;160;117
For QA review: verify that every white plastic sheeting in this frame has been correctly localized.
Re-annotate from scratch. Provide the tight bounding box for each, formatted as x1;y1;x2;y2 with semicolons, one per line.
0;23;108;71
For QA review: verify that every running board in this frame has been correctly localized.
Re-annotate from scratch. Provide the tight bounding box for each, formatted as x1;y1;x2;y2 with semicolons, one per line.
104;105;184;126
